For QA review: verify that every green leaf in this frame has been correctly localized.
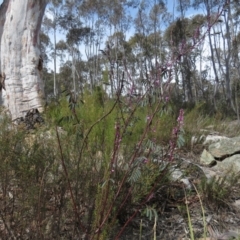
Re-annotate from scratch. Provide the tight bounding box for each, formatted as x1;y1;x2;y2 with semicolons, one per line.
177;133;185;148
143;206;158;221
128;166;141;184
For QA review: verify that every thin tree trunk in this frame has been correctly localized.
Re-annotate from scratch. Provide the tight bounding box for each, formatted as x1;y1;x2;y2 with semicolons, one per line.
223;5;236;112
0;0;47;120
204;0;219;110
53;26;57;96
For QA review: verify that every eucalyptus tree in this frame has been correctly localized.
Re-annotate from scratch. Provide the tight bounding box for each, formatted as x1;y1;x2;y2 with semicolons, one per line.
231;0;240;89
127;32;167;99
42;0;64;97
209;0;240;116
77;1;105;92
78;0;135;94
133;0;170;102
39;32;52;66
192;0;230;109
57;1;96;96
149;0;170;65
103;31;130;96
39;32;54;98
174;0;199;103
184;14;207;103
0;0;48;120
216;3;235;111
232;32;240;120
164;18;194;103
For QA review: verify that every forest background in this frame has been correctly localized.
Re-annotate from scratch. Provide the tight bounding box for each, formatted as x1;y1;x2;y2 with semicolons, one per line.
7;0;237;117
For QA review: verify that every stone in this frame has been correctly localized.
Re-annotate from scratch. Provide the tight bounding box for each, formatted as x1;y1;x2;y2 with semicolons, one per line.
171;169;192;189
208;137;240;159
171;169;183;180
200;149;216;166
212;154;240;173
203;135;229;145
200;135;240;176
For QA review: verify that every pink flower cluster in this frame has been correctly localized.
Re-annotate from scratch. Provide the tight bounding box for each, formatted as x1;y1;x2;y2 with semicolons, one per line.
169;109;184;161
177;109;184;128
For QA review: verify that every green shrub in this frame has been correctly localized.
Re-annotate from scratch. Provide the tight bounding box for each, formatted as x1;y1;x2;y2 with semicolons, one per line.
0;88;185;239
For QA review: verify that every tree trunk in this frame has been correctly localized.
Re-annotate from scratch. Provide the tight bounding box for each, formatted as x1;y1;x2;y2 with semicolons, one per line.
0;0;47;120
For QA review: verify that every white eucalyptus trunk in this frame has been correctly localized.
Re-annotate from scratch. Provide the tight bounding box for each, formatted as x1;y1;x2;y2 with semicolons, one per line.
0;0;47;120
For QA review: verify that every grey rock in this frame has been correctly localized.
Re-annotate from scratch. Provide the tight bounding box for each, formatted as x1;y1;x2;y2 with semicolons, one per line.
200;149;216;166
233;199;240;210
200;135;240;176
212;154;240;173
171;169;183;180
180;178;192;189
171;169;192;189
203;135;229;145
208;137;240;159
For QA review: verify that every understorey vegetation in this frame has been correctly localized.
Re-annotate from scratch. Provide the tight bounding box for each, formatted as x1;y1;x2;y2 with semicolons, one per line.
1;0;240;239
1;85;240;239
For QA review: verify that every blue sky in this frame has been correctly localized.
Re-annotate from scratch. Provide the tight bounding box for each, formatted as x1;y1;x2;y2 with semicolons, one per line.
0;0;202;17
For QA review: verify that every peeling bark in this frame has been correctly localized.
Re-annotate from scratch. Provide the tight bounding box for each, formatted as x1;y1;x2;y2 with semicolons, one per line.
0;0;47;120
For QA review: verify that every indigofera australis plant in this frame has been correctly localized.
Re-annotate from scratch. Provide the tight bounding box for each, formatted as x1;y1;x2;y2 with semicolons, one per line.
81;4;231;238
0;1;231;239
72;7;228;238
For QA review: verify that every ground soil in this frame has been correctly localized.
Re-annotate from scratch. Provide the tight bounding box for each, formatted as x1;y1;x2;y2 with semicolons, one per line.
117;149;240;240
